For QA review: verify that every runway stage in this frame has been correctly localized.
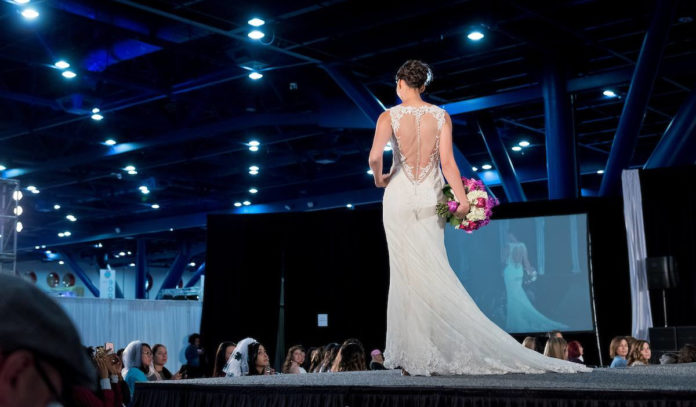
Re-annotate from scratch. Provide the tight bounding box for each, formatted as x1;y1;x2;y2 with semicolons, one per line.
133;363;696;407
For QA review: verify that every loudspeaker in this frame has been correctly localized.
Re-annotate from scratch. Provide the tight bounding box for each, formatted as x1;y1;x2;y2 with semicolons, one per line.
649;327;677;351
646;256;679;290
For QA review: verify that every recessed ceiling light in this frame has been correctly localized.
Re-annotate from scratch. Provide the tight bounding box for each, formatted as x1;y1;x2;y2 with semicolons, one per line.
13;191;22;201
54;60;69;69
53;204;60;210
124;165;136;172
384;142;392;152
597;169;605;174
602;90;617;98
127;170;138;175
243;200;251;206
472;166;478;172
64;231;71;237
249;146;259;151
249;72;263;80
66;214;77;222
467;31;484;41
249;188;258;194
346;203;353;208
249;140;260;147
511;146;522;152
248;30;265;40
91;113;104;121
189;262;196;267
367;169;374;175
130;263;136;267
13;206;23;216
518;140;530;147
21;8;39;20
104;139;117;146
481;164;492;170
248;18;265;27
58;260;65;265
151;203;160;209
61;70;77;79
92;107;100;114
0;164;6;171
249;170;258;175
16;222;22;232
233;202;242;207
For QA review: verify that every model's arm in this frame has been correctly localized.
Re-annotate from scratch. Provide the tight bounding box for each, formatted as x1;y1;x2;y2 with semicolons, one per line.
369;111;393;188
439;112;470;215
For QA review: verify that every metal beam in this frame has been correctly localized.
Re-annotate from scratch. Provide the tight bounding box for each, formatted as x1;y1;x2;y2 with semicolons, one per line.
321;64;387;124
135;239;147;299
599;0;677;196
185;263;205;288
156;245;190;298
60;250;99;297
644;87;696;169
542;57;578;200
476;113;526;202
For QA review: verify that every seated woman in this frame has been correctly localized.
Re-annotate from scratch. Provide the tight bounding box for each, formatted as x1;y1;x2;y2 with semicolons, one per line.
150;344;182;380
331;339;367;372
543;337;568;360
309;346;326;373
609;336;629;368
224;337;274;376
122;341;153;397
212;341;236;377
282;345;307;374
567;340;585;364
522;337;536;351
627;340;651;366
318;343;340;373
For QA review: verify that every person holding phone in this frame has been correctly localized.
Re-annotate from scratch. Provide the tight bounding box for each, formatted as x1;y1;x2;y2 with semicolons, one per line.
149;344;182;381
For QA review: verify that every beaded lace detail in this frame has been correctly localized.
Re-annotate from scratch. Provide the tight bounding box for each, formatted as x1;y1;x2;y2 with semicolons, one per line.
389;105;446;185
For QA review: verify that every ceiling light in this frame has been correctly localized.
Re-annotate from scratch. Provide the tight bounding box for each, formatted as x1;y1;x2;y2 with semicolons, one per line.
367;169;374;175
472;166;478;172
21;8;39;20
346;203;353;209
248;18;265;27
13;206;23;216
124;165;136;172
249;188;258;194
92;107;100;114
249;72;263;80
119;251;126;256
249;140;260;147
127;170;138;175
481;164;492;170
59;260;65;265
66;214;77;222
26;185;37;191
104;139;117;146
249;146;259;151
518;140;530;147
0;164;6;171
597;169;605;174
16;222;23;232
130;263;136;267
127;251;132;255
54;204;60;210
54;60;69;69
30;188;40;194
249;165;259;171
603;90;617;98
248;30;265;40
467;31;484;41
35;246;40;250
139;188;150;195
243;200;251;206
91;113;104;121
249;170;258;175
13;191;22;201
64;231;71;237
233;202;242;207
15;0;31;4
151;203;160;209
384;142;392;152
189;262;196;267
511;146;522;152
61;70;77;79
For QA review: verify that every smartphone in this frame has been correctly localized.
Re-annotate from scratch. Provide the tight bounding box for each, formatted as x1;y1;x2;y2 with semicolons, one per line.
105;342;115;354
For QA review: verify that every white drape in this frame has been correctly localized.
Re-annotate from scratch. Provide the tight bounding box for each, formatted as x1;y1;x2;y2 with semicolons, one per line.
54;297;202;368
621;169;653;339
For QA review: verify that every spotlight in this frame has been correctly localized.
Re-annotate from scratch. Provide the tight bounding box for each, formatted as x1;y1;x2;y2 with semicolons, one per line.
92;107;100;114
384;142;392;152
119;251;126;257
12;191;22;201
139;186;150;195
104;139;117;146
59;260;65;265
61;70;77;79
481;164;492;170
346;203;353;209
0;165;5;171
64;231;71;237
16;222;23;232
603;90;617;98
128;170;138;175
249;170;258;175
35;246;40;250
130;263;136;267
233;202;242;207
467;31;484;41
66;214;77;222
249;72;263;80
249;140;260;146
21;8;39;20
124;165;136;172
151;203;160;209
91;113;104;121
472;166;478;172
248;18;265;27
518;140;530;147
54;204;61;210
248;30;265;40
249;165;259;171
243;200;251;206
249;146;259;151
13;206;23;216
367;169;374;175
54;60;70;69
511;146;522;152
189;262;196;267
597;169;605;174
249;188;258;194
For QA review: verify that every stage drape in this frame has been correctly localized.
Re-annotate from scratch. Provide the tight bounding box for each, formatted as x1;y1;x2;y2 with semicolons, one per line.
55;297;202;366
621;169;653;339
132;383;694;407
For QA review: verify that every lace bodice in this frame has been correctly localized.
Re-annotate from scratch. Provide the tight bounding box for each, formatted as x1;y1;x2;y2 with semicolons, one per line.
389;104;446;184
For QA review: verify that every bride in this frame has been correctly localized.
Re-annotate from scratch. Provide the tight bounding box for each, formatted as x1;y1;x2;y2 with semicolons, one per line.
368;60;591;376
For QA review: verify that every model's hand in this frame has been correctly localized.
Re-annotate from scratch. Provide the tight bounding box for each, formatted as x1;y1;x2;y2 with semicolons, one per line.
375;173;392;188
454;200;470;218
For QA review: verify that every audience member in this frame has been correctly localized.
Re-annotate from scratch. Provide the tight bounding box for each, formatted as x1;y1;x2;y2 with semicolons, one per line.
369;349;386;370
609;336;629;368
627;340;651;366
522;337;536;351
534;336;547;354
660;352;678;364
543;337;568;360
150;344;182;381
318;343;340;373
332;339;366;372
309;346;326;373
677;344;696;363
567;340;584;364
0;274;95;407
122;341;153;397
185;333;205;378
303;347;317;372
223;338;274;377
212;341;236;377
282;345;307;374
547;330;563;339
72;347;124;407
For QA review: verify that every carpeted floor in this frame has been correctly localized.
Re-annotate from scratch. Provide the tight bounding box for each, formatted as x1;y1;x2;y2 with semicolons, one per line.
159;363;696;392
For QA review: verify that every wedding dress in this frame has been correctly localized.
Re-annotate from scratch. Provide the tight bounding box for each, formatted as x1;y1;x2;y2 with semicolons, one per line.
381;104;591;375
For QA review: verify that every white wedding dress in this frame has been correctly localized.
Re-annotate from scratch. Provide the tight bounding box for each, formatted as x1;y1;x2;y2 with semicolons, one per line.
381;104;591;376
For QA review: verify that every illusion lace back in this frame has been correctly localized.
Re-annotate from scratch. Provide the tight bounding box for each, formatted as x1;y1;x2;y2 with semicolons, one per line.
382;104;591;376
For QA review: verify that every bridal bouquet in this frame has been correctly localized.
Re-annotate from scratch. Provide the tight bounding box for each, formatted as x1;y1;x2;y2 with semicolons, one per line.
436;177;498;232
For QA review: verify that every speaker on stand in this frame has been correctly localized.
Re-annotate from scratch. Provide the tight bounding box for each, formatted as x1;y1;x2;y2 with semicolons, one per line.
646;256;679;326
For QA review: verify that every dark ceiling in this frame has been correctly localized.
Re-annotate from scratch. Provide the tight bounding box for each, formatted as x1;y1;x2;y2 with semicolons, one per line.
1;0;694;262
